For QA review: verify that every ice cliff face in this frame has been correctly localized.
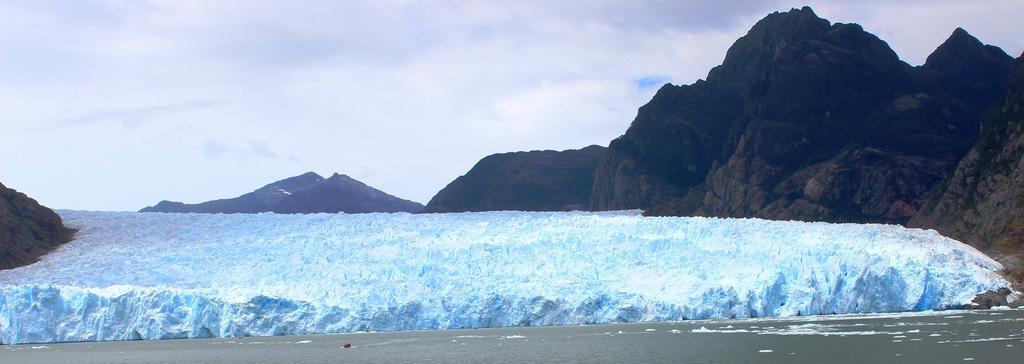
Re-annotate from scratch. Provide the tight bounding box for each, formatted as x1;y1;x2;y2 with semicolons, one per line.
0;211;1007;344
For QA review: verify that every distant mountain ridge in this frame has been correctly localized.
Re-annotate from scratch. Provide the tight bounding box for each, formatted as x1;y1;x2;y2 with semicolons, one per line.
422;145;605;213
1;182;75;270
141;172;423;214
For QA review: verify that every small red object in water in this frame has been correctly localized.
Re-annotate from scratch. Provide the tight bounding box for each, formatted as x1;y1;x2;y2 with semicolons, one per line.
343;343;352;348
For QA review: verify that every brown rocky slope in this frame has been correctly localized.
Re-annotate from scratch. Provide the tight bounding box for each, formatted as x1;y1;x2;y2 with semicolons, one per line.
0;182;75;270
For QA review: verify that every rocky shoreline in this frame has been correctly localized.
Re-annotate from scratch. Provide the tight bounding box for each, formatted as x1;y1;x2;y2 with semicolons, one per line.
967;285;1024;310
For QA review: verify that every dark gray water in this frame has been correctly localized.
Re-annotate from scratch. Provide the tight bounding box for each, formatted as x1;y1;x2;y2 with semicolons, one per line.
4;309;1023;363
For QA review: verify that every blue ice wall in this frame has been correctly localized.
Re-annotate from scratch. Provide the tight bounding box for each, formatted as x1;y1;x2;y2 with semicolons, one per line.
0;211;1006;344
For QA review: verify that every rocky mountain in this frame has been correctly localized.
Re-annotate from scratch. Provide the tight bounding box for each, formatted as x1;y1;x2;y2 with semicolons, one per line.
422;145;606;213
271;173;424;214
911;54;1024;281
141;172;423;214
592;7;1013;224
1;182;75;270
142;172;326;213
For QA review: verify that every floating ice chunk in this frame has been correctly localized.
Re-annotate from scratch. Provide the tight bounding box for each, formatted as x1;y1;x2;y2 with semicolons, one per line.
691;327;751;334
954;337;1017;343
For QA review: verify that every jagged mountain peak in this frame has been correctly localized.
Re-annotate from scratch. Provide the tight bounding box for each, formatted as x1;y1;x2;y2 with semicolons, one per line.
324;173;367;188
922;27;1013;115
327;172;352;180
926;27;1010;69
272;172;423;214
707;6;900;89
296;171;324;180
258;171;323;191
748;6;830;40
946;27;984;49
716;6;831;67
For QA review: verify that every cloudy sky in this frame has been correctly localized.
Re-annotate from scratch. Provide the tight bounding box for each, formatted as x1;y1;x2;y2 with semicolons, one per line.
1;0;1022;211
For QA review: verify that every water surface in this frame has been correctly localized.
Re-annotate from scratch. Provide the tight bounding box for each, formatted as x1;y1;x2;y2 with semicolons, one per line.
4;309;1022;363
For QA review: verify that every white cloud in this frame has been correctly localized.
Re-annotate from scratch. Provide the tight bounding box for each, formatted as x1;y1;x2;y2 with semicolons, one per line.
58;100;220;127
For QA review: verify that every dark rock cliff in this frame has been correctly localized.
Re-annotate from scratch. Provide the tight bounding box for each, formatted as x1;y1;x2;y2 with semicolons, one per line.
141;172;423;214
911;54;1024;282
0;182;75;270
592;7;1013;224
423;145;606;213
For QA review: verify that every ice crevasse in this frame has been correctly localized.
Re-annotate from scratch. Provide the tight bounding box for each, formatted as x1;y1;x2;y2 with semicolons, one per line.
0;210;1007;344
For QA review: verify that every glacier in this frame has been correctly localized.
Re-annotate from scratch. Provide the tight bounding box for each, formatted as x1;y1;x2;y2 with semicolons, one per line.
0;210;1008;344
